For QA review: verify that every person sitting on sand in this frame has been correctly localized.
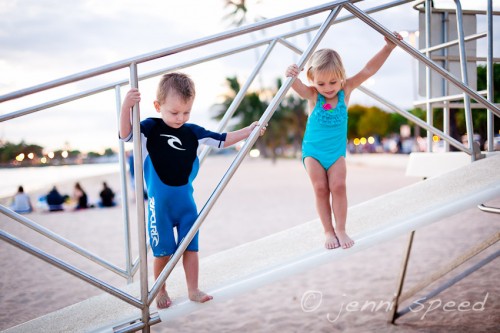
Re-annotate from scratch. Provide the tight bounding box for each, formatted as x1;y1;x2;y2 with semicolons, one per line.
10;186;33;214
73;182;89;210
46;186;68;212
99;182;116;207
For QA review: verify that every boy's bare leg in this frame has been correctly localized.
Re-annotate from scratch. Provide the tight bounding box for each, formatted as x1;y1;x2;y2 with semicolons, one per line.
153;256;172;308
304;158;340;249
328;157;354;249
183;251;213;303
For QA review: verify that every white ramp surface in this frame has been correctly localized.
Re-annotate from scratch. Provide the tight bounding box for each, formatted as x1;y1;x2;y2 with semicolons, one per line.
4;155;500;332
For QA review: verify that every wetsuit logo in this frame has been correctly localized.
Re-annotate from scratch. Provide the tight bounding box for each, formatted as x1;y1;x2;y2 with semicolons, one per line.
160;134;186;151
149;197;159;247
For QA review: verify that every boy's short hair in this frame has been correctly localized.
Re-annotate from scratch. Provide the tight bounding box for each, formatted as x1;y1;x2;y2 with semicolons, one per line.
156;73;195;103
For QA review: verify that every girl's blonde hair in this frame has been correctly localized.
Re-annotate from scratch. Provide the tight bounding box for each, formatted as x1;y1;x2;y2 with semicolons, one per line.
157;73;195;103
306;49;346;86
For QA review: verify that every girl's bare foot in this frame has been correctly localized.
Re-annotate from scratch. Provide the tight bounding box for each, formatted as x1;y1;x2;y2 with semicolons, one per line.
336;231;354;249
189;289;213;303
156;289;172;309
325;232;340;250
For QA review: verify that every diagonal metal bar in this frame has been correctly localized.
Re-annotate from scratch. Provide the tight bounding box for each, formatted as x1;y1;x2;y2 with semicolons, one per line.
198;39;278;164
147;5;344;306
0;204;129;278
343;3;500;117
358;85;471;154
0;0;362;103
0;230;143;309
0;0;413;123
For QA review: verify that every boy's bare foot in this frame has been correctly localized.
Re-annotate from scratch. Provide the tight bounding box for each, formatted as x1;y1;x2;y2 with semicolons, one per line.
189;289;213;303
337;231;354;249
325;232;340;250
156;289;172;309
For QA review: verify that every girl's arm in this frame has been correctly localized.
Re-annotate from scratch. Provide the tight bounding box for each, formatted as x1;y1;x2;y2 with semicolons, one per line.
344;32;402;96
285;64;316;101
224;121;266;148
119;88;141;139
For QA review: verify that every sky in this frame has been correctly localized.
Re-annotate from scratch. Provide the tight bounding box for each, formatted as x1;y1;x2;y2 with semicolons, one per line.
0;0;498;153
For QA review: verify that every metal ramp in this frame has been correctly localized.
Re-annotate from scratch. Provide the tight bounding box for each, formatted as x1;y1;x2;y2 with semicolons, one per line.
1;0;499;332
4;154;499;333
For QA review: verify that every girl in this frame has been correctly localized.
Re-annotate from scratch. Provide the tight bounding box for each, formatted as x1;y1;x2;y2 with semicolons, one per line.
285;32;402;250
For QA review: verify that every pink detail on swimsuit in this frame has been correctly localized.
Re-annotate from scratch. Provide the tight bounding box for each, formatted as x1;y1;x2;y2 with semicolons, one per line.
322;103;332;111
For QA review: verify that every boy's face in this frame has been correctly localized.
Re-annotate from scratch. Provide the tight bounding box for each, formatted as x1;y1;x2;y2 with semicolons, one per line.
154;93;193;128
312;71;343;100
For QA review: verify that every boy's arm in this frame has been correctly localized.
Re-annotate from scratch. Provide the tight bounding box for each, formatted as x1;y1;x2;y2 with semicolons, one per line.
119;88;141;139
223;121;265;148
285;64;315;101
345;32;402;93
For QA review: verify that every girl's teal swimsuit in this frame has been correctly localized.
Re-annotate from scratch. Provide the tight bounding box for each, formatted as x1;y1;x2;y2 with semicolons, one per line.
302;90;348;170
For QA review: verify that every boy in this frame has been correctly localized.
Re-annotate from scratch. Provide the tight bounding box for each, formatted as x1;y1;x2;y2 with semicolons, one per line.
120;73;265;308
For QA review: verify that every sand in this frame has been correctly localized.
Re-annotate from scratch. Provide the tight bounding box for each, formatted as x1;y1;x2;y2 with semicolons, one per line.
0;154;498;332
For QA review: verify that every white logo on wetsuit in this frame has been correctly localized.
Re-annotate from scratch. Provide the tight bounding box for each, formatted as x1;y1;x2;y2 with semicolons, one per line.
149;197;159;247
160;134;186;151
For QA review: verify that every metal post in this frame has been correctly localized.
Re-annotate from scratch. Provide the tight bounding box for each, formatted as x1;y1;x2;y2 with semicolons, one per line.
389;231;415;324
148;5;344;305
454;0;475;161
486;0;494;152
198;39;278;164
442;12;450;152
116;85;134;283
129;63;150;332
425;0;433;152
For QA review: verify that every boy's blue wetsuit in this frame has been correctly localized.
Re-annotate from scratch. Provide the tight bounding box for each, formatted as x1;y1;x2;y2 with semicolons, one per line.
122;118;226;257
302;90;348;170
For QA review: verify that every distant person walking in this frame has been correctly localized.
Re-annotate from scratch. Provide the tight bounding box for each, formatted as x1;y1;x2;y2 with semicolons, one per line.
10;186;33;214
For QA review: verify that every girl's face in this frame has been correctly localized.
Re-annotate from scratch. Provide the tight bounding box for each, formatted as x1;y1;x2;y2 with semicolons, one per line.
312;71;343;99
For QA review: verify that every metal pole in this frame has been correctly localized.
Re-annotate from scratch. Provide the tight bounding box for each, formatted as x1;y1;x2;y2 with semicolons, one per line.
442;12;450;152
389;231;415;324
486;0;494;152
116;85;134;283
198;40;278;164
454;0;475;161
0;230;143;308
148;5;344;305
129;63;150;332
343;3;500;117
425;0;433;152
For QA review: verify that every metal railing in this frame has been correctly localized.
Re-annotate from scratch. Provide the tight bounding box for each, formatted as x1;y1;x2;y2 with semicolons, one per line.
0;0;498;332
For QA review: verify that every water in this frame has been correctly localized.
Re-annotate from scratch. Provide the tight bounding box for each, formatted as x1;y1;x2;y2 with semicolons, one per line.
0;163;120;198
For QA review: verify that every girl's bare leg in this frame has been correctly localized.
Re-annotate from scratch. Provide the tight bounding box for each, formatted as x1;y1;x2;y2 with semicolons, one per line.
183;251;213;303
327;157;354;249
304;157;340;249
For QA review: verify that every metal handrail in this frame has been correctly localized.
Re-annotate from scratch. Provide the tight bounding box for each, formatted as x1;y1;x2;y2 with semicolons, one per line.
0;0;362;104
0;0;410;123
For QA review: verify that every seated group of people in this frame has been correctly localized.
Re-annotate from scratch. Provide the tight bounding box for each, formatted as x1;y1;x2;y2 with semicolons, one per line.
65;182;117;211
10;182;117;213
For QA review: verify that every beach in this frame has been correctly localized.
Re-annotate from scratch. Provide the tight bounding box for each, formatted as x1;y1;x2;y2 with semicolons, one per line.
0;154;498;332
